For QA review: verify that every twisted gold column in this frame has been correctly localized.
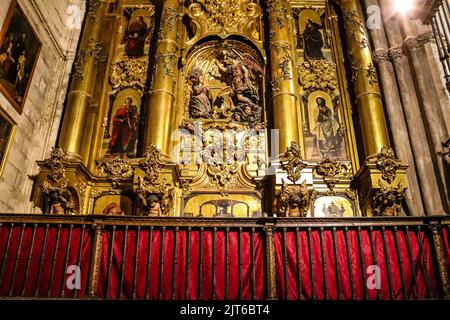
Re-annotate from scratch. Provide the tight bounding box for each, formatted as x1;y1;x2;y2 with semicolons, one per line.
143;0;182;156
336;0;390;156
59;0;107;163
267;0;300;154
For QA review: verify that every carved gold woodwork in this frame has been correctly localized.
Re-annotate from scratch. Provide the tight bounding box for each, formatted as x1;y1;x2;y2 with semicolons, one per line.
297;59;338;92
31;0;411;218
279;142;307;183
353;148;408;216
314;159;352;191
280;179;317;217
186;0;262;42
59;0;108;163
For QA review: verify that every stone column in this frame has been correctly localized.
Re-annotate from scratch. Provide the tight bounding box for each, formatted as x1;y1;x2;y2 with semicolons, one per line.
267;0;301;154
379;0;447;215
143;0;183;156
59;0;107;163
364;0;424;215
401;33;450;210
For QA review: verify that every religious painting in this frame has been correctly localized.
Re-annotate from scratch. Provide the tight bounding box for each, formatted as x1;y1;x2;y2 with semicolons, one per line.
118;6;154;60
0;0;42;114
184;194;261;218
293;8;327;59
184;40;265;128
93;195;133;216
103;88;142;158
0;107;15;175
302;91;348;160
294;3;355;163
312;196;355;218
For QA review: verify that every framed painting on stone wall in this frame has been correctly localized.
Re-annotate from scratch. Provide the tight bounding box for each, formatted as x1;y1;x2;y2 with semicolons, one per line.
0;107;15;176
0;0;42;114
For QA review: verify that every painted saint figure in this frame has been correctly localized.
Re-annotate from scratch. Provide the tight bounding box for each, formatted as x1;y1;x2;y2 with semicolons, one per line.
125;15;148;58
107;97;139;156
303;19;325;59
312;97;342;158
188;69;213;119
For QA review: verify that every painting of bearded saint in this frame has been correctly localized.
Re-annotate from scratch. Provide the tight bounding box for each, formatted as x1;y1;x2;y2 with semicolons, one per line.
125;15;148;58
107;97;139;156
312;97;342;158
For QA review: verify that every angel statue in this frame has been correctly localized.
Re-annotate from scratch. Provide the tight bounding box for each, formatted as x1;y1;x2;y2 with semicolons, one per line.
214;49;263;123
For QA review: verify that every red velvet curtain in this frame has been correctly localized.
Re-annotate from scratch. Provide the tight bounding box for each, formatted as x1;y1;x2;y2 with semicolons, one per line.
1;222;447;300
0;224;92;298
274;229;439;300
98;228;265;300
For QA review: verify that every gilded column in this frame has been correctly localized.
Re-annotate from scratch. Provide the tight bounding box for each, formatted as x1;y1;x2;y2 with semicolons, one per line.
267;0;300;154
336;0;408;216
336;0;389;156
143;0;183;156
59;0;107;162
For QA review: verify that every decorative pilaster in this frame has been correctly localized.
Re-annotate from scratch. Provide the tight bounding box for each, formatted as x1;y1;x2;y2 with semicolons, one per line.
59;0;107;163
267;0;300;153
143;0;183;156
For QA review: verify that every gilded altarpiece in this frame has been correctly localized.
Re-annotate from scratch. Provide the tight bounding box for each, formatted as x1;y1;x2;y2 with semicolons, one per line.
31;0;408;218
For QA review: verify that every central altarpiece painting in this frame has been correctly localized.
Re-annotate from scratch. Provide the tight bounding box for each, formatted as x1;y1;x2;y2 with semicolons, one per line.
32;0;408;219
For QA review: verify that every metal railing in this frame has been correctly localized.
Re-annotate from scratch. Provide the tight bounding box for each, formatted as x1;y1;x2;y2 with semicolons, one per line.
0;214;449;300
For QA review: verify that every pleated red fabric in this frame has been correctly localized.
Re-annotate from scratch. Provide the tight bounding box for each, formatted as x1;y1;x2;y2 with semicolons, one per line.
0;224;92;298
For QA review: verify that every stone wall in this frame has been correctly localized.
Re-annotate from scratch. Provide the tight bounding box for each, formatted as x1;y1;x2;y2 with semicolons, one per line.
0;0;85;213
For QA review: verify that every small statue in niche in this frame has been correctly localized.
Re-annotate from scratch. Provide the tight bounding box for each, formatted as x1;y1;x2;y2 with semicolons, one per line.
188;68;213;119
214;49;263;123
43;181;74;215
139;193;162;216
280;179;315;217
312;97;342;158
103;202;125;216
303;19;325;60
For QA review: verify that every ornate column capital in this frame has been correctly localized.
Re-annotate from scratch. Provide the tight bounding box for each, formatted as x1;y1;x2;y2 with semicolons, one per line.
402;37;420;54
388;47;404;62
372;48;390;64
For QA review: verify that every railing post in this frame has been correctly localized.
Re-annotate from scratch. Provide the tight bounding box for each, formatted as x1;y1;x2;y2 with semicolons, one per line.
429;224;450;299
88;222;104;298
264;222;277;300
